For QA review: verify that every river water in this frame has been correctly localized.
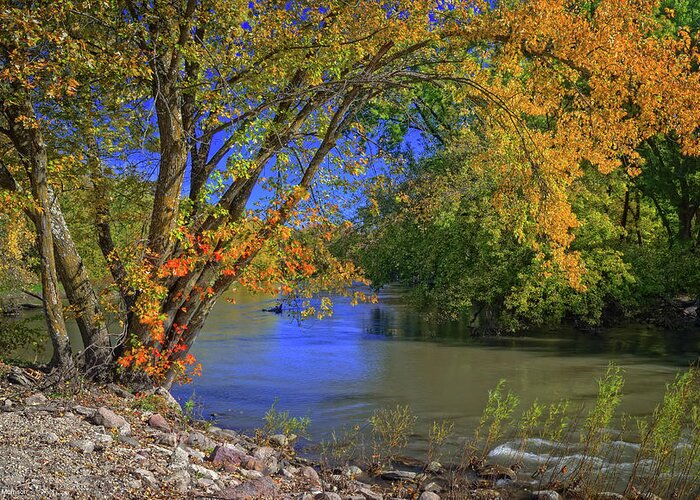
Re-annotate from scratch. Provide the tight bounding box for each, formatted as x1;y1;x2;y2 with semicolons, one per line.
164;287;699;461
18;286;700;464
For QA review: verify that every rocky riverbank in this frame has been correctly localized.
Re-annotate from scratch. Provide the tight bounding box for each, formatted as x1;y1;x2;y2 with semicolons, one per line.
0;363;576;499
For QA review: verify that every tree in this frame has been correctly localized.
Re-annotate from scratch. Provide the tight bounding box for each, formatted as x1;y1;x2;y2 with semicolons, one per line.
1;0;698;385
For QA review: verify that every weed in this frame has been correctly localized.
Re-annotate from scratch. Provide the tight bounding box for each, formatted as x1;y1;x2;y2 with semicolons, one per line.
316;364;700;497
427;419;454;464
625;365;700;498
468;379;519;463
262;398;310;437
320;424;363;468
561;363;626;493
369;404;416;464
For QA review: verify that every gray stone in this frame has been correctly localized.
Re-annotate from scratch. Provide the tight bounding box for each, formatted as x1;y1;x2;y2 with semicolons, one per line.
89;406;131;435
187;431;216;451
155;432;178;448
190;463;219;481
301;465;321;485
253;445;275;460
39;432;59;444
343;465;363;477
380;470;416;481
196;477;215;489
134;469;159;490
167;469;191;494
26;393;47;405
169;446;190;470
70;439;95;453
183;445;205;461
419;493;440;500
241;469;264;479
220;476;278;499
358;487;383;500
148;413;171;432
208;426;241;440
94;433;113;447
118;434;140;447
107;383;134;399
269;433;289;447
315;493;342;500
155;387;181;413
533;492;562;500
266;455;280;474
422;482;442;493
2;399;14;412
425;461;442;474
72;404;95;416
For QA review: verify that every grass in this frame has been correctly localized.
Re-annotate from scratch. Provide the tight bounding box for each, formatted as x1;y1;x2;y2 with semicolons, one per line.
130;392;170;414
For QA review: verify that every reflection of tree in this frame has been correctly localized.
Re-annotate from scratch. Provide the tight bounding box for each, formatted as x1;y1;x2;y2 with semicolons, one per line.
364;289;700;364
364;307;395;337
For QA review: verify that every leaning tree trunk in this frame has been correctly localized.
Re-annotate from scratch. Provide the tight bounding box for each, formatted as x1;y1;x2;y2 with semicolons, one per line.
49;188;113;375
0;140;111;376
3;98;75;375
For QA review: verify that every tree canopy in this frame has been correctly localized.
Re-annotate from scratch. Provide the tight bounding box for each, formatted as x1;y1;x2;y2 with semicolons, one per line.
1;0;699;383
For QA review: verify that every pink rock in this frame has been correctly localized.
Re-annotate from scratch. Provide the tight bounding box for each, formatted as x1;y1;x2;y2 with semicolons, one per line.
148;413;171;432
89;407;131;435
220;477;278;499
209;444;251;471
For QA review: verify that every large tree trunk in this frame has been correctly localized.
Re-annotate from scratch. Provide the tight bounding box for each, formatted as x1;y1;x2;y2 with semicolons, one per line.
148;63;188;260
49;188;113;376
0;135;113;376
3;98;75;375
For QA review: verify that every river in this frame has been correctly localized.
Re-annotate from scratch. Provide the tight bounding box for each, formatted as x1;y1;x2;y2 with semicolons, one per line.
165;287;699;462
17;287;700;464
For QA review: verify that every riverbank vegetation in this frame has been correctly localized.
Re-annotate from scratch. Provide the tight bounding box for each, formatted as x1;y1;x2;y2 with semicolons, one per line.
1;0;700;386
339;0;700;332
315;363;700;498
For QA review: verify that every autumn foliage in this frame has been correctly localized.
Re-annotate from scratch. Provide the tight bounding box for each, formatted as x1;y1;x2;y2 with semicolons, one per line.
1;0;699;384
